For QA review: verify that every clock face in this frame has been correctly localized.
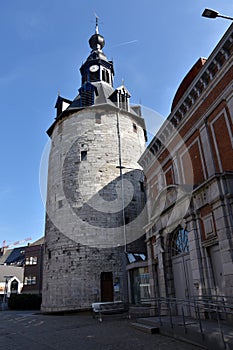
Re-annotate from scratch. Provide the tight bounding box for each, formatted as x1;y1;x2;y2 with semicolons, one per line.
89;65;99;72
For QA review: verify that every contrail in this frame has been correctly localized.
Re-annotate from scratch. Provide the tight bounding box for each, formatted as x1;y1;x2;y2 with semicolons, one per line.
111;40;138;48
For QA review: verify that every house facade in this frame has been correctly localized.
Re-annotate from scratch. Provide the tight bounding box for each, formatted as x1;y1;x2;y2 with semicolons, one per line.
22;237;44;295
0;266;24;302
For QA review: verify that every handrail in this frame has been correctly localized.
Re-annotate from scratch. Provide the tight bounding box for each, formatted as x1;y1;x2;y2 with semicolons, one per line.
136;296;233;349
139;296;233;313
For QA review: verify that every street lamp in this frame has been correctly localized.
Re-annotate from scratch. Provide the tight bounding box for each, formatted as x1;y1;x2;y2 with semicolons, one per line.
202;8;233;21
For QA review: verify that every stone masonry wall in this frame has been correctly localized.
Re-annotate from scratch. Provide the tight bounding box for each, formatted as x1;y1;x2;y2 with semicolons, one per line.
41;106;146;312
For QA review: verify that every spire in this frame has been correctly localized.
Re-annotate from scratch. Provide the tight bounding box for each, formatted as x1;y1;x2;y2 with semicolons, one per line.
78;18;115;93
95;13;99;34
89;14;105;52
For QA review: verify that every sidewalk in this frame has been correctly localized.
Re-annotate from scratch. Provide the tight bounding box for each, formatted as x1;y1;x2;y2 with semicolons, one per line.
132;316;233;350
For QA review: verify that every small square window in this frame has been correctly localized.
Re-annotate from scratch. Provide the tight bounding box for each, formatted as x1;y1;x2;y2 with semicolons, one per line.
95;113;101;124
24;276;37;285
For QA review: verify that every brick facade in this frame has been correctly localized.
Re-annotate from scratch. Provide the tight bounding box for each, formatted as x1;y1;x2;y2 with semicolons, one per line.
139;24;233;307
22;239;44;295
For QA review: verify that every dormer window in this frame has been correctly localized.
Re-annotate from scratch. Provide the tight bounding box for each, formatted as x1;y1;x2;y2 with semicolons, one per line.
55;96;72;117
118;91;129;111
109;85;131;111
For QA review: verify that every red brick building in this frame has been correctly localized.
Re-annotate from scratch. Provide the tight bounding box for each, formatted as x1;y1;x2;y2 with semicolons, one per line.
139;24;233;310
22;237;44;295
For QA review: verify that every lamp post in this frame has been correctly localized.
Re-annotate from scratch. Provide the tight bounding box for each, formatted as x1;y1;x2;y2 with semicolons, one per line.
202;8;233;21
3;275;13;308
116;165;128;254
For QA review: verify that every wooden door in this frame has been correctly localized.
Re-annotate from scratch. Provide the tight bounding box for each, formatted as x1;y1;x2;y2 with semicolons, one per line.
101;272;113;302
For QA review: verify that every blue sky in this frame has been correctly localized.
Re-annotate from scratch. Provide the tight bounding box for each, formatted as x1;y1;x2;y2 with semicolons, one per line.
0;0;232;246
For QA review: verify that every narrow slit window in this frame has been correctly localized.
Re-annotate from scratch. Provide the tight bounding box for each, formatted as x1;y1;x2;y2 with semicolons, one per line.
140;181;144;192
133;123;138;133
81;150;87;161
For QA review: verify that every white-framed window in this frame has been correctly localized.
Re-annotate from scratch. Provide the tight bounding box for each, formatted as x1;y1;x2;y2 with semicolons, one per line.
24;276;37;285
25;256;38;265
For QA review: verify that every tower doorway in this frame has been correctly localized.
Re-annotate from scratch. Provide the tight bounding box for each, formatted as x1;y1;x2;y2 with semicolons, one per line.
101;272;113;302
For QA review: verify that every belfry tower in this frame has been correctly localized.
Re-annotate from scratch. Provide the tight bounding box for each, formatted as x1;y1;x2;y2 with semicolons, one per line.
41;20;147;313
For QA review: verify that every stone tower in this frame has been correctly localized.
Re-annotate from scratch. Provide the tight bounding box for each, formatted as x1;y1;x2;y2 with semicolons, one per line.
41;20;147;313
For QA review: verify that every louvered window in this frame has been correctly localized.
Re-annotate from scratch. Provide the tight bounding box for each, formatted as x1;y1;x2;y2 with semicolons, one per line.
78;82;96;107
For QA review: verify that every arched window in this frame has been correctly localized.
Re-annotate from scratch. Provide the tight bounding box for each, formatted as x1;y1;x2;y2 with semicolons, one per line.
171;228;189;256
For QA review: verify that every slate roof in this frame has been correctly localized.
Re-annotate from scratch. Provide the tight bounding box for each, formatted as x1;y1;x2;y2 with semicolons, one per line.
0;249;13;265
0;265;24;283
30;237;44;246
4;247;26;266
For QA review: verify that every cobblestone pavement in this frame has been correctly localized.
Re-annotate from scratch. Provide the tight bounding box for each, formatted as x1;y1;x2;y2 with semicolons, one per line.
0;311;201;350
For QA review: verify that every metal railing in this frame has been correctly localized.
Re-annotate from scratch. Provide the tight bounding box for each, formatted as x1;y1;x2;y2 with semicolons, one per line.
138;296;233;349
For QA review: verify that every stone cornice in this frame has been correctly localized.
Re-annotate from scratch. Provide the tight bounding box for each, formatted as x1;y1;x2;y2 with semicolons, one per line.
139;24;233;171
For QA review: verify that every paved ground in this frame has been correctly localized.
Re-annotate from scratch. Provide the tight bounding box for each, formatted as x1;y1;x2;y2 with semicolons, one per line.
0;310;201;350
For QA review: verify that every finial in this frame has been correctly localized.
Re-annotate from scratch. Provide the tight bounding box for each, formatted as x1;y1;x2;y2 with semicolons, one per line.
122;78;125;86
89;13;105;51
58;90;60;96
94;12;99;34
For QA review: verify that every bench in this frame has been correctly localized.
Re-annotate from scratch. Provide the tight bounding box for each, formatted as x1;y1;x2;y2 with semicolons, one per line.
92;301;129;322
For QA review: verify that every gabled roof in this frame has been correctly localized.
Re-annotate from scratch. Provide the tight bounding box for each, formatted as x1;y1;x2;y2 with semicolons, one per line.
115;84;131;97
30;237;44;246
55;95;72;108
0;265;24;283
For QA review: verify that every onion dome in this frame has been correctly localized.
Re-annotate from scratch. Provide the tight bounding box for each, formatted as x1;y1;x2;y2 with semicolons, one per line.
89;17;105;51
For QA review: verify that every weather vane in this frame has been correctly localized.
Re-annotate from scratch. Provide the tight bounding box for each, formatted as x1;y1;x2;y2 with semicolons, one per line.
94;12;99;34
